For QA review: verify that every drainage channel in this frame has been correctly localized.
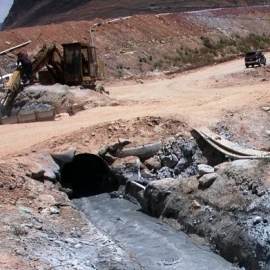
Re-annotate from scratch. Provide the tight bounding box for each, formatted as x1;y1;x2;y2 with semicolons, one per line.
60;153;119;198
57;150;237;269
72;194;237;270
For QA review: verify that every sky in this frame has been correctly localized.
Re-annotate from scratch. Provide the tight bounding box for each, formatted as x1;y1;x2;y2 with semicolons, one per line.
0;0;13;23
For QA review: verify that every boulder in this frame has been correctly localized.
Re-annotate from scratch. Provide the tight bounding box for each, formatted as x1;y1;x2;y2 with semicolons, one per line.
198;172;219;188
197;164;214;177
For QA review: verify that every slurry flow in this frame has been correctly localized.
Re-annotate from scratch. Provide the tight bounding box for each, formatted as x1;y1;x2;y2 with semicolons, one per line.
73;194;238;270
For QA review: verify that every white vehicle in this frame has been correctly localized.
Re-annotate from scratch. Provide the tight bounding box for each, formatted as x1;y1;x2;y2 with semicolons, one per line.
0;73;13;92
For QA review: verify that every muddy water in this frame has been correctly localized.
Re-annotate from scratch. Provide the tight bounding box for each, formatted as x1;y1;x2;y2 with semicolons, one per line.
73;194;238;270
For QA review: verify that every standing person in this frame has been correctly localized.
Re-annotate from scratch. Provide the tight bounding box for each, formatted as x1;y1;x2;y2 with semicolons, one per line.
17;52;33;83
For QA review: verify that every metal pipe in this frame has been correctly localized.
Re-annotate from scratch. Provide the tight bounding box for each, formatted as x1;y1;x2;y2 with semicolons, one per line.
0;40;31;56
89;22;102;47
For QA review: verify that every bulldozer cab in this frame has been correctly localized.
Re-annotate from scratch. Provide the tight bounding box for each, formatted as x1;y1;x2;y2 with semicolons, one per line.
62;42;104;88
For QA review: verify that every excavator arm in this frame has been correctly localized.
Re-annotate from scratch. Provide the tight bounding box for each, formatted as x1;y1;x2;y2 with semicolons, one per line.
31;43;64;83
0;43;64;117
0;69;23;117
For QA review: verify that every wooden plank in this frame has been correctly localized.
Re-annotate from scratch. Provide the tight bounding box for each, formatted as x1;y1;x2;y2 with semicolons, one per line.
71;104;84;115
18;112;37;123
0;116;18;125
36;109;55;121
55;106;72;114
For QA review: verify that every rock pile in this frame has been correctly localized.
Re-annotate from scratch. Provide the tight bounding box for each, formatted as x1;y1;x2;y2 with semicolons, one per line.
109;135;207;186
106;135;270;269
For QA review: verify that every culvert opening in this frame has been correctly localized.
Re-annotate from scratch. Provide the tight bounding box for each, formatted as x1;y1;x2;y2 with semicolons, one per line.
61;153;120;199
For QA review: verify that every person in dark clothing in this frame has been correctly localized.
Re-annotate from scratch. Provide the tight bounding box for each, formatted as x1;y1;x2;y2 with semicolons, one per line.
17;52;33;83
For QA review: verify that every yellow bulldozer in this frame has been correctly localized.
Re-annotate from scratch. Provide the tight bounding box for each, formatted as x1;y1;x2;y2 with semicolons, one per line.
0;41;106;117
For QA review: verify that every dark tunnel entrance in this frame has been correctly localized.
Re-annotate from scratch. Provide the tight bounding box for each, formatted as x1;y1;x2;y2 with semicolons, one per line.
61;153;120;199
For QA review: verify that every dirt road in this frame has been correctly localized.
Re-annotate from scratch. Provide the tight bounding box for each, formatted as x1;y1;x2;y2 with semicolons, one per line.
0;55;269;157
1;53;270;270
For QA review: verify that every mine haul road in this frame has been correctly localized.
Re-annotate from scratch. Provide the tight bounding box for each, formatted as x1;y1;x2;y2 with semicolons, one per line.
0;53;269;158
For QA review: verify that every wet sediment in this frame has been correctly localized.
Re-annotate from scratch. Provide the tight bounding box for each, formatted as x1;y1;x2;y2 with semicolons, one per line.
73;194;237;270
48;134;270;269
137;160;270;270
103;136;270;269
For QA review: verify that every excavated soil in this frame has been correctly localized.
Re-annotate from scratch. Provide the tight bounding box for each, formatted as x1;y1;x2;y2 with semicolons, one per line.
0;54;270;269
1;6;270;270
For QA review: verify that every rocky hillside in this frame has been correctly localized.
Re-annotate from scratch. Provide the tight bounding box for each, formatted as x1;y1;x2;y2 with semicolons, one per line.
0;4;270;81
3;0;266;29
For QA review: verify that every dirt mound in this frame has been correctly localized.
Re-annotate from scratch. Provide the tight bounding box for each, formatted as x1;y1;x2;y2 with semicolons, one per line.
11;83;116;115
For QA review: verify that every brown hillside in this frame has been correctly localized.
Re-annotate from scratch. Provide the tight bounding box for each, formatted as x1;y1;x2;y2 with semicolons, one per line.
4;0;267;29
1;6;270;80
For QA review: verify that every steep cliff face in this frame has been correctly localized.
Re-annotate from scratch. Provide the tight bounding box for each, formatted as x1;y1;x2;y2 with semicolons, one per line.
3;0;37;29
3;0;264;30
